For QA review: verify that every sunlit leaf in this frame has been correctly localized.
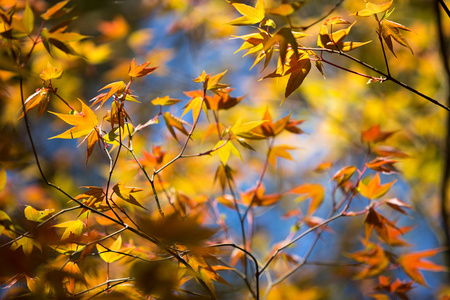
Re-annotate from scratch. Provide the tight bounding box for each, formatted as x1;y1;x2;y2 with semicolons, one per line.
49;99;99;140
0;164;6;193
216;140;242;164
227;0;265;26
361;125;396;143
264;27;299;67
24;205;54;222
41;0;71;20
241;184;283;206
163;112;190;142
19;88;49;119
384;198;412;215
10;236;41;255
331;166;356;186
398;248;447;286
268;144;296;168
113;182;146;209
284;52;311;101
359;173;396;200
62;262;87;294
380;19;413;56
97;235;132;263
289;183;325;215
91;81;126;108
23;0;34;34
346;242;390;279
40;62;63;81
267;2;304;16
182;96;205;121
366;157;399;174
54;220;85;240
128;58;158;78
151;95;182;106
354;0;393;17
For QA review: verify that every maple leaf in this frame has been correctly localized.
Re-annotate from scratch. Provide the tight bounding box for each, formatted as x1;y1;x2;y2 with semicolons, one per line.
112;182;146;209
229;117;267;139
250;109;298;138
380;19;413;57
193;70;230;91
140;146;166;167
62;262;88;294
54;220;85;240
214;164;235;192
398;248;447;286
90;81;126;108
354;0;393;17
138;213;216;247
74;186;107;216
41;0;72;20
49;99;98;140
374;145;409;158
240;184;283;206
215;140;243;164
361;124;396;143
358;173;396;200
128;58;158;78
317;19;371;52
267;1;304;16
289;183;325;215
264;27;299;67
49;99;101;163
375;275;414;300
364;207;410;246
182;96;207;122
346;242;390;279
151;95;182;106
10;236;42;256
384;198;412;215
24;205;54;222
234;29;273;70
366;157;399;174
97;235;133;263
21;88;49;119
263;50;311;101
268;144;296;168
331;166;357;187
227;0;265;26
40;62;63;81
163;112;190;142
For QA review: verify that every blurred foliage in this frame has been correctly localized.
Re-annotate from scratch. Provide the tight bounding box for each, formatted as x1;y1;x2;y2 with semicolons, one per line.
0;0;449;299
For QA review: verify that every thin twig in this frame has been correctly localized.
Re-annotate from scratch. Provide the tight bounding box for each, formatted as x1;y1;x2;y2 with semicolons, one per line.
299;47;450;111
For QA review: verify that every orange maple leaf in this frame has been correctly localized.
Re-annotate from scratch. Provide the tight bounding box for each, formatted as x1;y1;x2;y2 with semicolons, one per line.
398;248;447;286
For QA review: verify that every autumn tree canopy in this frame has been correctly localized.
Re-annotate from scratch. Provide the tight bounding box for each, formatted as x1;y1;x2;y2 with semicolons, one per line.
0;0;449;299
